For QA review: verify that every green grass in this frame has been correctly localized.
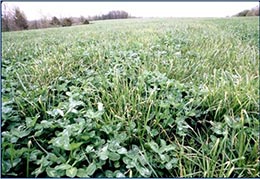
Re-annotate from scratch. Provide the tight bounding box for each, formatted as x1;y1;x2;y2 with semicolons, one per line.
2;17;259;177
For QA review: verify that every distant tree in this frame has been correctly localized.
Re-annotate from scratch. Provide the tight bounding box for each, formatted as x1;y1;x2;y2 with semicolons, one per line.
96;10;129;20
78;16;89;24
50;16;61;26
246;10;255;16
238;9;249;16
120;11;129;18
2;4;11;31
2;5;20;31
79;16;85;23
107;11;116;19
249;6;259;16
14;7;28;30
29;20;39;29
106;10;129;19
83;19;90;24
254;6;259;16
39;17;48;28
2;17;8;31
234;6;259;17
62;18;72;26
101;14;108;20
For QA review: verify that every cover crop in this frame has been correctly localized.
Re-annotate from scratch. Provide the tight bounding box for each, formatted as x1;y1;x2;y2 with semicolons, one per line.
2;17;259;177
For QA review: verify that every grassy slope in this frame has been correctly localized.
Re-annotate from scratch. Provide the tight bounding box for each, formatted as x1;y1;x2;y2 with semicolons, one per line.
2;17;259;177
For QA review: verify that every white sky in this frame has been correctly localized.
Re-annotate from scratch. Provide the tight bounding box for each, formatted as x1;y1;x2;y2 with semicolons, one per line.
3;2;259;20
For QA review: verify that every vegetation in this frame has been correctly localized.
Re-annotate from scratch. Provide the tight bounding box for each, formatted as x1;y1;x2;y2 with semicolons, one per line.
50;16;61;26
13;7;28;30
234;5;259;16
1;5;131;32
61;18;73;27
1;5;28;31
2;17;259;177
83;19;90;25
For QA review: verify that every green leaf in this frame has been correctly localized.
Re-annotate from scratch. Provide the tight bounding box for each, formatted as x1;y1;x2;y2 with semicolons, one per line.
97;102;104;112
46;153;58;163
36;155;50;167
211;122;227;136
55;164;71;170
32;165;45;177
51;130;70;150
129;121;136;129
123;157;136;168
96;160;106;169
105;170;114;177
151;129;159;137
46;167;57;177
159;153;169;162
115;170;126;177
159;144;176;153
66;167;77;178
25;114;39;128
160;139;166;147
147;141;160;153
114;161;120;168
166;158;178;170
98;145;109;160
70;142;83;150
86;162;97;176
136;166;151;177
85;145;94;153
69;100;84;109
2;160;12;174
85;109;103;119
34;128;43;137
126;146;139;159
10;136;18;143
108;140;121;151
108;151;121;161
2;106;12;114
117;147;127;154
12;158;21;168
101;125;113;135
39;120;54;128
11;126;31;138
165;162;172;170
116;132;127;142
30;150;42;161
145;126;150;133
47;109;64;117
77;168;89;177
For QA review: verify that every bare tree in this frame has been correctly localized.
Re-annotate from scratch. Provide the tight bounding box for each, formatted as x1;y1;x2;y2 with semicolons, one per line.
2;4;16;31
234;6;259;17
79;15;85;23
14;7;28;30
39;15;50;28
29;20;39;29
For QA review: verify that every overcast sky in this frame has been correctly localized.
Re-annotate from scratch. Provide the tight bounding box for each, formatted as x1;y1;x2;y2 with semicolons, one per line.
3;2;259;20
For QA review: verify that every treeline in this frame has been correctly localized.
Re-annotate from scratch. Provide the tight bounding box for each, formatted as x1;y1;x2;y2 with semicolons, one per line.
234;5;259;17
2;6;29;31
28;16;90;30
2;5;132;32
90;10;129;20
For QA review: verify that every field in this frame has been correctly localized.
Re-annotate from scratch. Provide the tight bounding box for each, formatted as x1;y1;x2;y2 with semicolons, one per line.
2;17;259;177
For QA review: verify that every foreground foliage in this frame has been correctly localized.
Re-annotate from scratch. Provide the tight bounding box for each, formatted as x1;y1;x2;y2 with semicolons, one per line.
2;17;259;177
